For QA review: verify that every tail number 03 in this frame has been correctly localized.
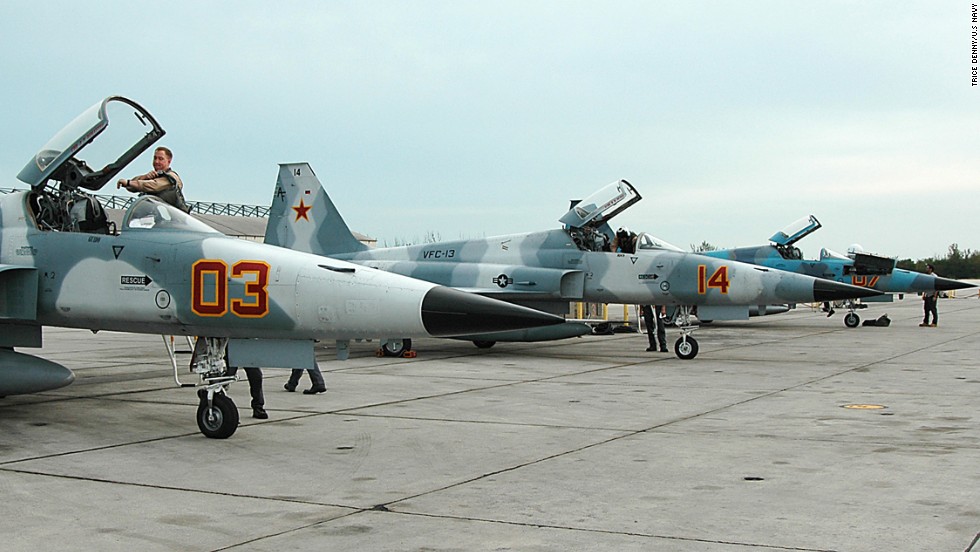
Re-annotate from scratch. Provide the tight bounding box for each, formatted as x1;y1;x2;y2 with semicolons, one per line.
697;265;730;294
192;260;271;317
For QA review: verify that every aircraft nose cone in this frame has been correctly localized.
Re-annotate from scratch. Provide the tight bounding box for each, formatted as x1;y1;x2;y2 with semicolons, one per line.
933;276;975;291
421;287;563;337
813;279;883;302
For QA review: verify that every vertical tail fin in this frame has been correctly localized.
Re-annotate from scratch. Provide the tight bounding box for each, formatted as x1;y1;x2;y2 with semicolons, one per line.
264;163;368;255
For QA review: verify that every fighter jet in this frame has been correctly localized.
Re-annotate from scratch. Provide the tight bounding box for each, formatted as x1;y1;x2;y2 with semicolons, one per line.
0;96;562;438
702;215;975;327
264;163;882;359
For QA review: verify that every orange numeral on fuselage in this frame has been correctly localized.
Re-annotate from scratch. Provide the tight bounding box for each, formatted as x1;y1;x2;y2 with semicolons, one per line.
697;265;730;294
850;275;880;288
192;260;271;318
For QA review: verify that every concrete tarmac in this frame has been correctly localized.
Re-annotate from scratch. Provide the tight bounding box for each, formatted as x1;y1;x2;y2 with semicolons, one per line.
1;296;978;551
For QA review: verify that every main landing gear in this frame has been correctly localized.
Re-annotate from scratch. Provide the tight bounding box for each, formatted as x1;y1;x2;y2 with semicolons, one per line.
378;338;416;358
166;336;241;439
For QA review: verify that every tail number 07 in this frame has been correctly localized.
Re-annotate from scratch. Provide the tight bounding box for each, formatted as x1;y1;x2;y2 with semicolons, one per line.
192;260;271;317
697;265;730;294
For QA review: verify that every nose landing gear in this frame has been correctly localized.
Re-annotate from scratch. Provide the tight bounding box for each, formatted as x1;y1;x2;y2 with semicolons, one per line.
166;336;242;439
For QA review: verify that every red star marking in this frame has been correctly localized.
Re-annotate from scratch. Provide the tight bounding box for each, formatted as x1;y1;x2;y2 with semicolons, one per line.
292;198;312;222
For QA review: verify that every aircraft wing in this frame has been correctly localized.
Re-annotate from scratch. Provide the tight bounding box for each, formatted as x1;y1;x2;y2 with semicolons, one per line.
455;287;570;301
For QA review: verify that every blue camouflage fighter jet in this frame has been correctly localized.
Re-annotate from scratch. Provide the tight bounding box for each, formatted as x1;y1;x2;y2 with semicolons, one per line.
703;215;974;327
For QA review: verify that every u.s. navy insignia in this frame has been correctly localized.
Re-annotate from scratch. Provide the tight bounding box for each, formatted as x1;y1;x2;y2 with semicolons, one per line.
493;274;513;288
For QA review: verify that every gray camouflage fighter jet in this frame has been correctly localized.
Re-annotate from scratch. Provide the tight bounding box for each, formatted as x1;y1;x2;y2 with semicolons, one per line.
264;163;883;360
0;97;562;438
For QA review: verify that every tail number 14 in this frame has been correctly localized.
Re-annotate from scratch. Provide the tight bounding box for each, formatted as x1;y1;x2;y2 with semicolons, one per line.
697;265;730;294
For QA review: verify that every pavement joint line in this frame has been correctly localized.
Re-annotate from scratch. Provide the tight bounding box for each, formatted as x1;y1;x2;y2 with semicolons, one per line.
370;509;840;552
369;318;980;517
328;357;673;416
0;431;203;466
0;465;356;513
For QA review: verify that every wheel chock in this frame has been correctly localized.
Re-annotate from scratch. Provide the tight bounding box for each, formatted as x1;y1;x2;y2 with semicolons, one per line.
401;350;417;358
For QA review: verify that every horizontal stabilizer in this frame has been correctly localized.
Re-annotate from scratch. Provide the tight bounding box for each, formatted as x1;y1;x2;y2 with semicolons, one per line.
451;321;592;343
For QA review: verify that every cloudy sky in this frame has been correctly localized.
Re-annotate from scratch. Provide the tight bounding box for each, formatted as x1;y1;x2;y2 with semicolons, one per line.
1;1;975;259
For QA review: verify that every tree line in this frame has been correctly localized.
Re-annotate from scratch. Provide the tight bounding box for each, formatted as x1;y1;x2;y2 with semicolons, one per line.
897;244;979;279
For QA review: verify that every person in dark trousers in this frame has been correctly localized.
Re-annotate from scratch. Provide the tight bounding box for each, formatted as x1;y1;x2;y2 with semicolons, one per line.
225;366;267;418
284;365;326;394
641;304;668;352
920;264;939;327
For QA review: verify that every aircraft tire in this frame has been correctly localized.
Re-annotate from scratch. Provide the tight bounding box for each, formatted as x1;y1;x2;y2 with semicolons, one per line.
843;313;860;328
674;336;699;360
591;323;613;336
381;339;412;357
473;340;496;349
196;392;239;439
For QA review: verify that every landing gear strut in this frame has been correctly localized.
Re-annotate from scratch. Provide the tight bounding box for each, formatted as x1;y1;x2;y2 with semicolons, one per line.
672;306;700;360
166;336;241;439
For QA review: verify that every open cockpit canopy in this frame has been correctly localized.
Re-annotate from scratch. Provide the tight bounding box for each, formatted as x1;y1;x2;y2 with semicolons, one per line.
769;215;821;246
559;180;641;229
17;96;164;192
